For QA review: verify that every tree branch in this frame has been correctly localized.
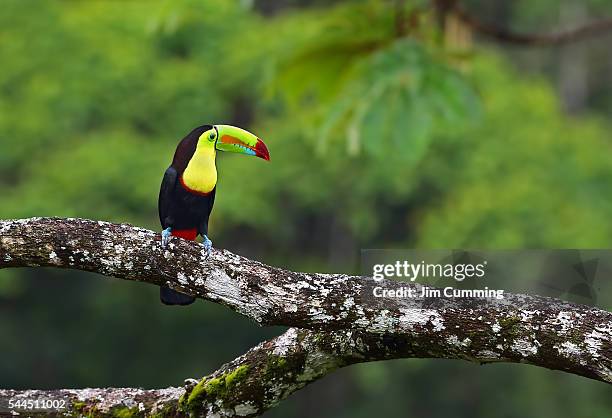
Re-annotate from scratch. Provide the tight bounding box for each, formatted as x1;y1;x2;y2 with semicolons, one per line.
4;326;463;417
0;327;345;417
454;5;612;46
1;217;611;416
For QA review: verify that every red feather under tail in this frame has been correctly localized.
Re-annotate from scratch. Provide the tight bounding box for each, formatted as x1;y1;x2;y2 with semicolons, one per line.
171;229;198;240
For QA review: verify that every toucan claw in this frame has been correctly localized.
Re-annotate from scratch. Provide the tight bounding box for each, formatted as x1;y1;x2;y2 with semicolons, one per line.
202;235;213;257
161;227;172;248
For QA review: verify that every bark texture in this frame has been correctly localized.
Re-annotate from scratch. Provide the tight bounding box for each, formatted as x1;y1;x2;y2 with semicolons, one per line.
0;217;611;417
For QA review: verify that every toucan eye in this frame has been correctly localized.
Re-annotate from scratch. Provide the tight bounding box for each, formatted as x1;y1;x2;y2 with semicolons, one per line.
209;131;216;141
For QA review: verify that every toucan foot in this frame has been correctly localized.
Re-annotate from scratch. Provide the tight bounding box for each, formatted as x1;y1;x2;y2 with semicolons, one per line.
202;235;213;256
161;227;172;248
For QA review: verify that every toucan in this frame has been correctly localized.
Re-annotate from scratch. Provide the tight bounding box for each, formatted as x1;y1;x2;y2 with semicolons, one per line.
158;124;270;305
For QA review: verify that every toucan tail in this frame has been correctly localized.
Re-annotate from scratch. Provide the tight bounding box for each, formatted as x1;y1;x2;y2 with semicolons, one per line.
160;228;198;305
160;286;196;305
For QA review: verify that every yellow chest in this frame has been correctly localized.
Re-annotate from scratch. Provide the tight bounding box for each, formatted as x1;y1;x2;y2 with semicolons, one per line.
181;147;217;194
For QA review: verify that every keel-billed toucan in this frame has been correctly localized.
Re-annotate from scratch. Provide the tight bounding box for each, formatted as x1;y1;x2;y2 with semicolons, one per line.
158;124;270;305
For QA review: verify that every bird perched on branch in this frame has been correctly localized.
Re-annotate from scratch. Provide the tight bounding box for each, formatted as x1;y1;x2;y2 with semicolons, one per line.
158;124;270;305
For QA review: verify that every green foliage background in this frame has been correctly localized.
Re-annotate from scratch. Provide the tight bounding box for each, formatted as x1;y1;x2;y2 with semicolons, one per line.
1;0;611;416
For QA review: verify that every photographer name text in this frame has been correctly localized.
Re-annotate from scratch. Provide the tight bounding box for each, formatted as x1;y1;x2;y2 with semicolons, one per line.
371;260;505;300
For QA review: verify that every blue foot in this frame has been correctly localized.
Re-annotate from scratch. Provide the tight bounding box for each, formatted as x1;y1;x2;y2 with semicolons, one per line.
161;227;172;248
202;235;213;257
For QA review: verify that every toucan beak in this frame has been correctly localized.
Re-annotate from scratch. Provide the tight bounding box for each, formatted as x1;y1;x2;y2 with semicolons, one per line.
214;125;270;161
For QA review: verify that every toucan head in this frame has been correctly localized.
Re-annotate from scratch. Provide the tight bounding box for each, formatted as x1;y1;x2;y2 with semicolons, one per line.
196;124;270;161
